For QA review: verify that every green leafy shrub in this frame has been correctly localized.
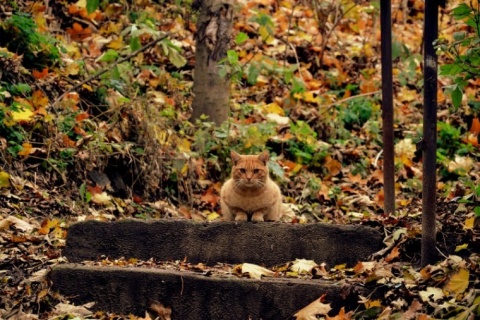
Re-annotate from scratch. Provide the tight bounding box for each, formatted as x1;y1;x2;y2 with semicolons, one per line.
437;3;480;108
0;13;60;69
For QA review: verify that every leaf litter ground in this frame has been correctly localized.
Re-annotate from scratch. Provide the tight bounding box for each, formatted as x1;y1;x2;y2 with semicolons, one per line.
0;0;479;319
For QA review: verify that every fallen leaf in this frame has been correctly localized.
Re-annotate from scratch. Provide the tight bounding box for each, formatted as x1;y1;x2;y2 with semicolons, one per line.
52;302;95;317
385;246;400;262
463;216;475;230
447;156;473;175
403;299;422;319
443;268;469;298
0;171;10;188
290;259;318;274
326;307;353;320
241;263;274;279
324;156;342;178
294;295;332;320
148;301;172;320
419;287;444;303
91;192;112;205
0;216;35;232
32;68;49;79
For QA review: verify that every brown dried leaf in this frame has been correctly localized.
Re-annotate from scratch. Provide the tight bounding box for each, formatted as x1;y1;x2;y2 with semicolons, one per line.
294;295;331;320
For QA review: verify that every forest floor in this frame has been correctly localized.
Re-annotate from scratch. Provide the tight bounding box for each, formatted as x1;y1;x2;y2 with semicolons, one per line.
0;0;479;319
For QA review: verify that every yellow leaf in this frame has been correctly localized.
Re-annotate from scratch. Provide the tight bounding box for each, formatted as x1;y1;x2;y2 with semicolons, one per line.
241;263;274;279
177;138;191;153
444;268;470;298
207;212;220;221
395;138;415;167
455;243;468;252
107;36;125;50
398;87;417;102
11;105;34;123
258;25;274;44
263;102;284;115
0;171;10;188
463;217;475;230
364;299;381;309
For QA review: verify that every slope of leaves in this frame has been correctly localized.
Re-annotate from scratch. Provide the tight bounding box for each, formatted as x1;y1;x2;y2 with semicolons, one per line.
0;0;479;319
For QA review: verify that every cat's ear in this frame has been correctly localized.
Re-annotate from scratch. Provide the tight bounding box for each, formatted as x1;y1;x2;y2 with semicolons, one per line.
231;150;241;165
258;150;269;165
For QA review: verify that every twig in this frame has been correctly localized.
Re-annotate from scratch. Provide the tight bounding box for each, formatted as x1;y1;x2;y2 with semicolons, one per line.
52;33;170;108
320;89;381;114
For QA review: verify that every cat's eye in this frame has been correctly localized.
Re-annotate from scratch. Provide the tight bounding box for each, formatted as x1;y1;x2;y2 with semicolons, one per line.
239;168;246;173
253;169;260;174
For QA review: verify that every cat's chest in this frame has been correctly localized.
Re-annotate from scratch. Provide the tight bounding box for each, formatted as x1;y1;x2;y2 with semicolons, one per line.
225;186;275;211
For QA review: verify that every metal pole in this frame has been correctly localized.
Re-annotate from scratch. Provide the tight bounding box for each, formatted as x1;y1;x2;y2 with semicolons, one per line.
380;0;395;215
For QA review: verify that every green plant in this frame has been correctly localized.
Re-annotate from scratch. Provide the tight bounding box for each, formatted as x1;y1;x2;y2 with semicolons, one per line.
0;103;29;156
0;13;60;69
339;97;375;129
437;122;471;159
437;3;480;108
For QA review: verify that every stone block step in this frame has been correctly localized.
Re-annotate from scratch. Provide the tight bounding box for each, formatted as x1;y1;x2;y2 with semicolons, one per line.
64;220;383;267
51;264;367;319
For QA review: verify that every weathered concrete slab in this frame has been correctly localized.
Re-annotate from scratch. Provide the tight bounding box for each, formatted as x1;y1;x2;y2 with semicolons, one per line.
51;264;365;319
64;220;383;267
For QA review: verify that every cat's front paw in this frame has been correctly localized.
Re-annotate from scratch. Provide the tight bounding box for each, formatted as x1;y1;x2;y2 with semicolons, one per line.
251;212;265;222
235;212;248;221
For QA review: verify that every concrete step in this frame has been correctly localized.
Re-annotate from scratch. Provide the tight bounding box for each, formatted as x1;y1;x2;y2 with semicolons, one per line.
63;220;383;267
52;220;384;318
51;264;367;319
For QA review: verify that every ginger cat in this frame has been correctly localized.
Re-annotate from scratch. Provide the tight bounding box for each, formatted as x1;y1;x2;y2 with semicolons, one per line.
220;150;283;222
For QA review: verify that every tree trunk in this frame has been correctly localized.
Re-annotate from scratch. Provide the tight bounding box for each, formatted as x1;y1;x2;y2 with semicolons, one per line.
190;0;234;125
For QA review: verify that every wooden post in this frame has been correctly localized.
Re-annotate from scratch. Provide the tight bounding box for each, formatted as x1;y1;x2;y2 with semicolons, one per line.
380;0;395;215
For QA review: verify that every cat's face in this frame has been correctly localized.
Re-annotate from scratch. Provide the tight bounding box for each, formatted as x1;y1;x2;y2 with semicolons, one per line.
231;150;269;189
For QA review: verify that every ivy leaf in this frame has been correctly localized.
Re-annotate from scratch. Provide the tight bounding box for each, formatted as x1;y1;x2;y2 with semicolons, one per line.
474;206;480;217
452;3;472;20
235;32;249;45
97;49;119;63
130;36;141;51
86;0;99;14
451;86;463;108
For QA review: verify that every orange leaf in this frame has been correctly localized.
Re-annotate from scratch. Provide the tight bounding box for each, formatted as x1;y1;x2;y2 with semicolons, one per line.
17;143;34;157
374;189;384;207
87;185;102;195
201;186;220;208
39;218;59;235
385;246;400;262
324;156;342;178
75;112;89;122
62;134;76;147
32;90;49;109
326;307;353;320
11;235;27;243
469;117;480;135
32;67;49;79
